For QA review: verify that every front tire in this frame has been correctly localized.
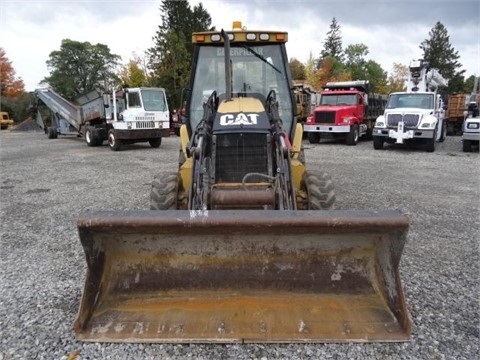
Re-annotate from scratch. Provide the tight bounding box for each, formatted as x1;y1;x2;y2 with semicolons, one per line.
149;138;162;148
108;129;121;151
150;172;180;210
463;139;472;152
299;170;335;210
307;132;320;144
425;131;436;152
85;127;95;146
373;136;384;150
346;124;359;145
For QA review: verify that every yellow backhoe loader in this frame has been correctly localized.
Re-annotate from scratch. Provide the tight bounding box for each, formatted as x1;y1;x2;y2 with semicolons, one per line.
74;22;412;343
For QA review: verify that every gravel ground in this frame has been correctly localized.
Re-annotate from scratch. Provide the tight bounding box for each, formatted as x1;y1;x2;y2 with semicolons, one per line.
0;130;478;359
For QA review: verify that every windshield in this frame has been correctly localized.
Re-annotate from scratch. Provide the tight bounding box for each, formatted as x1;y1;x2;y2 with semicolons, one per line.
141;89;168;111
386;93;434;110
190;43;293;132
320;94;357;106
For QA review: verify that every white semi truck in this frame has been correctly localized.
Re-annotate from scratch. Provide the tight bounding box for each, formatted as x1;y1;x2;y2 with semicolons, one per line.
372;59;447;152
33;87;170;151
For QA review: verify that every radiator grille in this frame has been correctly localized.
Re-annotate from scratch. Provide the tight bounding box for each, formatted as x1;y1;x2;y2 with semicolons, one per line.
136;121;155;129
387;114;420;128
215;133;269;183
314;111;336;124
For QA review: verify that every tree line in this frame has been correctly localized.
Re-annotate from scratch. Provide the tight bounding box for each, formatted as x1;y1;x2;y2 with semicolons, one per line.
1;0;476;123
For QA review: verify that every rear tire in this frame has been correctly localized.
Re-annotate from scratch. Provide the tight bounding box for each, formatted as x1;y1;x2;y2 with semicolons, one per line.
150;172;180;210
108;129;121;151
346;124;359;145
149;138;162;148
47;127;57;139
373;136;384;150
307;132;320;144
300;170;335;210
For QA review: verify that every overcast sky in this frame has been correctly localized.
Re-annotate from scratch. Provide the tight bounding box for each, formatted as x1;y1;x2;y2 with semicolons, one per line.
1;0;479;92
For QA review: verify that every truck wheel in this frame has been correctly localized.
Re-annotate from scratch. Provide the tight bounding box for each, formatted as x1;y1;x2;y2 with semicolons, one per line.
373;136;384;150
346;124;359;145
108;129;122;151
85;127;95;146
299;170;335;210
150;172;180;210
93;129;104;146
439;122;447;143
47;127;57;139
149;138;162;148
425;132;436;152
307;132;320;144
462;140;472;152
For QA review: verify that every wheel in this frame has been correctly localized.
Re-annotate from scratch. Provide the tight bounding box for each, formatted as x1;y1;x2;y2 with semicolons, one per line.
298;170;335;210
85;127;95;146
425;131;436;152
108;129;122;151
346;124;359;145
150;172;180;210
307;132;320;144
47;127;57;139
462;139;472;152
149;137;162;148
93;129;104;146
174;128;180;136
439;121;447;142
373;136;384;150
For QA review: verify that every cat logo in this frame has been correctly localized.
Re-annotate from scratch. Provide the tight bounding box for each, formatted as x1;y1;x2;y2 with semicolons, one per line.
220;113;259;126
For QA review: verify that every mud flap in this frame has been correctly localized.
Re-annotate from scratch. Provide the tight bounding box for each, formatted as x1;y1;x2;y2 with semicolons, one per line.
74;210;412;343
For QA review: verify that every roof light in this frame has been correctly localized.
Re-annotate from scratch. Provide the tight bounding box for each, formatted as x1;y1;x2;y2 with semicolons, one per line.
246;33;256;40
195;34;205;42
259;33;269;41
211;34;221;42
276;33;285;41
232;21;242;30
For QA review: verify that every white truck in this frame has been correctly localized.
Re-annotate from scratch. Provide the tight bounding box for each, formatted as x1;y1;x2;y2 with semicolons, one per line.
33;87;170;151
462;76;480;152
373;59;447;152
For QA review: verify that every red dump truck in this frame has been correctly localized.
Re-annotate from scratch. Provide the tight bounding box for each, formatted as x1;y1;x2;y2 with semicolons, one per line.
304;80;387;145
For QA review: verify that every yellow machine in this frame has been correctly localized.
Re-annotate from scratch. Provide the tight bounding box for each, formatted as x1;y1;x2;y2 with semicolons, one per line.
0;111;14;130
74;22;411;343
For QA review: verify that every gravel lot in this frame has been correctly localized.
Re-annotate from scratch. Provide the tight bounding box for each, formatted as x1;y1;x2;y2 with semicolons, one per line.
0;130;478;359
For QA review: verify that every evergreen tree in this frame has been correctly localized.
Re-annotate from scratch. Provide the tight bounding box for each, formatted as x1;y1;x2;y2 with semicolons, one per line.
148;0;213;108
420;21;463;81
319;17;344;64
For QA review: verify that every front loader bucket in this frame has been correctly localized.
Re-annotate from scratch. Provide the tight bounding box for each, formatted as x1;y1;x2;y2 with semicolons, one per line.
74;210;412;343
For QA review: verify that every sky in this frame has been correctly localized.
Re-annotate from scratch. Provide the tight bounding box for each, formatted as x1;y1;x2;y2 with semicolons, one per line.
1;0;479;92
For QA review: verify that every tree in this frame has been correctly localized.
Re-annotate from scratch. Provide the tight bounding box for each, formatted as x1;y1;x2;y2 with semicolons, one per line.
319;17;344;64
420;22;463;81
0;48;25;98
119;54;148;87
289;58;306;80
344;43;369;80
310;56;350;90
43;39;121;100
387;63;409;93
148;0;213;108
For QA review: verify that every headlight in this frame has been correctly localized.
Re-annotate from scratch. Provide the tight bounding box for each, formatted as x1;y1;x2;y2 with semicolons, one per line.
420;122;435;129
375;117;386;128
467;122;480;129
341;117;351;124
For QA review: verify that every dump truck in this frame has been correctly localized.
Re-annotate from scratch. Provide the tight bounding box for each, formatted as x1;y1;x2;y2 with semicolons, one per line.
74;21;412;343
304;81;387;145
33;87;170;150
445;93;469;135
0;111;14;130
293;81;319;125
373;59;447;152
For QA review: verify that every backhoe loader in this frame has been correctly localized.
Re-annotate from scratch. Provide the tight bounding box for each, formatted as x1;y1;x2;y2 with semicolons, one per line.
74;22;412;343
